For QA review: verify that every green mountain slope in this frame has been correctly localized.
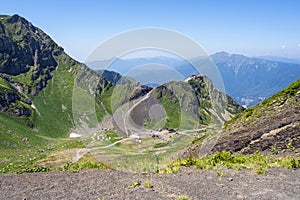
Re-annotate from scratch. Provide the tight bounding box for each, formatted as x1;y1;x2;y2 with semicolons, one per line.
129;75;244;130
212;79;300;154
0;14;115;173
0;14;113;138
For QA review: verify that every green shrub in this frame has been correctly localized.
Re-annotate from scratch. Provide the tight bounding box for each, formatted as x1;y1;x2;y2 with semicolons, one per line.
153;142;169;148
216;171;226;176
60;161;111;172
129;180;141;188
286;142;295;152
143;180;153;188
270;145;278;155
281;156;300;169
177;196;189;200
255;167;267;174
159;165;181;174
166;151;300;174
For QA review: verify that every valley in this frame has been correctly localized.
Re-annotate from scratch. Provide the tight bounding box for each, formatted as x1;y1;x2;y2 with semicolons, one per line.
0;12;300;200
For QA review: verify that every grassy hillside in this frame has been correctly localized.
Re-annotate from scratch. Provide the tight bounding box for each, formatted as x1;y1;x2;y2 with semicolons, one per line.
32;55;79;137
225;79;300;130
150;75;244;130
0;111;49;173
0;14;111;173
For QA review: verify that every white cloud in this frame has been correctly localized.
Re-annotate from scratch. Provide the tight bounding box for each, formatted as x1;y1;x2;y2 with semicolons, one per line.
298;44;300;48
281;45;286;49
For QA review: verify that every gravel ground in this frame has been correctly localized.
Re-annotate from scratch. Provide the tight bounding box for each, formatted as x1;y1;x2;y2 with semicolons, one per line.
0;168;299;200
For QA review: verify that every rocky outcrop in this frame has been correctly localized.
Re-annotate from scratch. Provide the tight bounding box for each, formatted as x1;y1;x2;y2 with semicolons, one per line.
0;92;20;110
0;14;67;119
75;65;113;97
12;107;32;116
129;85;152;101
97;70;132;85
0;15;59;76
0;14;63;96
0;90;31;117
211;79;300;154
0;35;32;75
0;21;5;34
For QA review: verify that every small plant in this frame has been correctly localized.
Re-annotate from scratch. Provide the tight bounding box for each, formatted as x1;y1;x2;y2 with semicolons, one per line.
159;165;180;173
179;157;196;167
216;171;226;177
281;156;300;169
255;167;267;174
286;142;295;152
129;180;141;189
143;180;153;188
270;145;278;155
153;142;169;148
282;149;287;153
192;135;206;144
177;196;189;200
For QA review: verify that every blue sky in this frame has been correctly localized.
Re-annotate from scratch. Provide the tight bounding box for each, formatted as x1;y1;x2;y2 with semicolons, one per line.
1;0;300;62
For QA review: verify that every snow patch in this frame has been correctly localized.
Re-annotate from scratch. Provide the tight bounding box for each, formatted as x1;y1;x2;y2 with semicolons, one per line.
31;104;37;109
69;133;82;138
130;134;140;139
31;103;41;115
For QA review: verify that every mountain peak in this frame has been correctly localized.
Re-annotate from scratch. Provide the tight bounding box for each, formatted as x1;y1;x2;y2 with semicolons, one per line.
1;14;39;36
0;14;32;28
212;51;249;60
214;51;231;57
6;14;24;23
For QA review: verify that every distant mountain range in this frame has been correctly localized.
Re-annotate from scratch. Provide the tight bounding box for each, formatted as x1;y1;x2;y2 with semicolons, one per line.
212;52;300;107
258;56;300;64
87;52;300;107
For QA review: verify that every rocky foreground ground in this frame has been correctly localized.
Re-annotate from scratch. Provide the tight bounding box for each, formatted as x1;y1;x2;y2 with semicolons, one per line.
0;167;299;200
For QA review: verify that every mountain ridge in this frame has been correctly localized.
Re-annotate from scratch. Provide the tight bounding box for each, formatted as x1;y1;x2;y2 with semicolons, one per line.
88;51;300;107
127;74;244;132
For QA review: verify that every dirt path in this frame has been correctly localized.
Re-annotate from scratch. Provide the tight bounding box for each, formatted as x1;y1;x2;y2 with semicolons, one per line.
71;148;89;163
92;138;132;149
0;168;299;200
